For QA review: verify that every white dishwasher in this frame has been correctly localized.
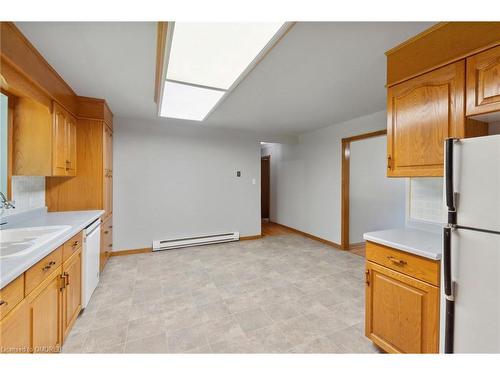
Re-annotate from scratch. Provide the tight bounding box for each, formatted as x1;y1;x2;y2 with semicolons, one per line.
82;219;101;308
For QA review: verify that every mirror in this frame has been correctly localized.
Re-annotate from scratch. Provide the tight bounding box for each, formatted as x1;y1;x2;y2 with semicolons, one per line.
0;92;10;199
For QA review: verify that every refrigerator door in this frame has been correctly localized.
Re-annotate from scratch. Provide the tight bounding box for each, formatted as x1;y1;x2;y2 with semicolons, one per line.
451;134;500;232
449;228;500;353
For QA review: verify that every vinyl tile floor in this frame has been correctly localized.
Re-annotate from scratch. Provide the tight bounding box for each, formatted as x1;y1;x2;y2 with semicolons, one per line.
63;234;380;353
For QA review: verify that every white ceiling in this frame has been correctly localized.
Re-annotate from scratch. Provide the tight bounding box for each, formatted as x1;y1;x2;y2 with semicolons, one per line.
16;21;434;135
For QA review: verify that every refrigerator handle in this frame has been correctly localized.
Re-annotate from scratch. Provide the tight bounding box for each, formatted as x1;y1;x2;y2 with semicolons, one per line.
443;227;452;297
443;226;455;353
445;138;457;225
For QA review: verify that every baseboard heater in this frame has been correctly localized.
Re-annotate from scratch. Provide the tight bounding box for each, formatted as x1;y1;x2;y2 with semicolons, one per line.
152;232;240;251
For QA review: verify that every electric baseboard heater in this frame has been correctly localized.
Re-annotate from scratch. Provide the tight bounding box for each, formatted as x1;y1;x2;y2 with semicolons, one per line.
153;232;240;251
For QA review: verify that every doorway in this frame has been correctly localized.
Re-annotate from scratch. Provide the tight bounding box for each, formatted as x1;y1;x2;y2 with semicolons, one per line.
261;155;270;220
341;129;406;252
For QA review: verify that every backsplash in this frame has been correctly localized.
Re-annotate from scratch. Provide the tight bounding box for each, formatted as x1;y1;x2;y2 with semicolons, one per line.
2;176;46;216
408;178;445;224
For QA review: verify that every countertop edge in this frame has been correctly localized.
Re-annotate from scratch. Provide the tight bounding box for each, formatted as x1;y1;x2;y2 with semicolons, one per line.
0;211;104;289
363;233;442;261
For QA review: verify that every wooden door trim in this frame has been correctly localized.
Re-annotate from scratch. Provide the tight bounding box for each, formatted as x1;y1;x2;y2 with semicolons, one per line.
261;155;271;220
341;129;387;250
154;22;169;104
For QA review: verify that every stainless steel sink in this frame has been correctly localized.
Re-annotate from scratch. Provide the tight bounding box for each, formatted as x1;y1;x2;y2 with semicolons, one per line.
0;225;71;259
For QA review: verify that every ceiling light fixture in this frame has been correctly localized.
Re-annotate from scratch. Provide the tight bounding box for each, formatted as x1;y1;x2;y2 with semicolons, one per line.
159;22;292;122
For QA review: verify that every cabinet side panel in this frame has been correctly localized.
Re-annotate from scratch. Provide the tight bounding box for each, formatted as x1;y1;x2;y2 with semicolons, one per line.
46;119;103;211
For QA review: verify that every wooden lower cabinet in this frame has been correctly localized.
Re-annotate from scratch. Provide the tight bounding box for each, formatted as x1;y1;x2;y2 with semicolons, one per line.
27;267;63;353
0;231;84;354
365;261;440;353
101;215;112;271
62;249;82;340
0;300;30;353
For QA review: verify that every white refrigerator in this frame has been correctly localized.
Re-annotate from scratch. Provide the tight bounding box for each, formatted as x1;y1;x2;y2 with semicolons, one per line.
442;134;500;353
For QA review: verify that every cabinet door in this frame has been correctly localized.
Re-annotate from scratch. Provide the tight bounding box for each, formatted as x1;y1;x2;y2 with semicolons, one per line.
0;299;30;354
28;270;63;353
65;113;77;176
52;103;68;176
467;45;500;116
100;216;112;271
365;261;439;353
103;126;113;217
62;249;82;340
387;61;465;177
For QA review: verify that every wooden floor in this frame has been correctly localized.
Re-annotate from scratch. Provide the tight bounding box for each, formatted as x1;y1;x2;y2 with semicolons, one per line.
261;221;296;236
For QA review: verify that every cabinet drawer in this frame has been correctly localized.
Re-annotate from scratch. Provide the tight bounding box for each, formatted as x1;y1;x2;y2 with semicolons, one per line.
0;275;25;320
366;241;440;286
63;232;83;262
25;247;63;296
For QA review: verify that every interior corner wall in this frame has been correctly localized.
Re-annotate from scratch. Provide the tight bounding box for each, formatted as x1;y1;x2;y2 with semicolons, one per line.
262;110;392;245
113;117;262;250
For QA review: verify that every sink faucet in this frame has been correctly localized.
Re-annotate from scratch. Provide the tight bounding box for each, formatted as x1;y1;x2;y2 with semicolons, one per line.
0;192;15;210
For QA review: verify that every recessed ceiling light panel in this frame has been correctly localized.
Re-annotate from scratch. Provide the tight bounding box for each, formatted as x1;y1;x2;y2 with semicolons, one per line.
160;80;225;121
167;23;284;90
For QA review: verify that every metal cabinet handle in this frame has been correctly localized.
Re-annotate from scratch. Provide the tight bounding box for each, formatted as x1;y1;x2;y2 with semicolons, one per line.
64;272;70;286
387;256;407;266
60;275;66;290
0;300;7;306
72;241;79;248
42;261;56;271
365;270;370;286
104;231;109;234
108;243;112;248
387;155;392;170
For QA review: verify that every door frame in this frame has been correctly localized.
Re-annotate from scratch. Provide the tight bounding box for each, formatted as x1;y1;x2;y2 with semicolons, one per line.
341;129;387;250
261;155;271;220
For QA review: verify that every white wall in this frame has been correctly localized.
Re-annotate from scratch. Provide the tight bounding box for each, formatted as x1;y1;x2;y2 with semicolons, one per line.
349;136;406;243
113;118;265;250
262;110;399;244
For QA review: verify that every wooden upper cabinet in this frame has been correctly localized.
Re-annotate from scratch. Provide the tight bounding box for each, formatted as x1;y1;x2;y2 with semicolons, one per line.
52;103;68;175
387;61;465;177
365;261;439;354
103;126;113;218
13;99;77;177
467;45;500;116
66;114;77;176
52;102;77;177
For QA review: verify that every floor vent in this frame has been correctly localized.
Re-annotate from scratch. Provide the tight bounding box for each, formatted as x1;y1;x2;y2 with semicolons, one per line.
152;232;240;251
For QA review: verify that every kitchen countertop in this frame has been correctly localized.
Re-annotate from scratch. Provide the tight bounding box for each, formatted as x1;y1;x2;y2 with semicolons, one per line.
363;227;443;260
0;208;104;288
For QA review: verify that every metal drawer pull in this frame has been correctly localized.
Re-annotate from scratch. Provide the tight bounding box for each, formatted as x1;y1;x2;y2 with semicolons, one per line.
104;231;109;234
42;261;56;271
387;256;407;266
0;300;7;306
64;272;70;286
72;241;80;247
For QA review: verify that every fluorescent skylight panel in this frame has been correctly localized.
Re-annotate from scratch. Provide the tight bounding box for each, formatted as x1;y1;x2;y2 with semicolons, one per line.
160;80;224;121
167;22;284;89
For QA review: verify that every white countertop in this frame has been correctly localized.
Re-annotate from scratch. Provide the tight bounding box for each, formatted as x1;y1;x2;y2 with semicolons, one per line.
363;227;443;260
0;209;104;288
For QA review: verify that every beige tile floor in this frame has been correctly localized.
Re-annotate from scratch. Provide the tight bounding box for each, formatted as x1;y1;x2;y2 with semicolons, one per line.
62;234;380;353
